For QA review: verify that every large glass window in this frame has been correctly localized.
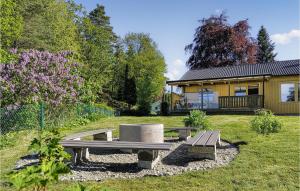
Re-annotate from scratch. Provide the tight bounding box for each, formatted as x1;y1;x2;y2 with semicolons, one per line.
235;87;246;96
184;93;201;109
199;89;219;109
281;83;295;102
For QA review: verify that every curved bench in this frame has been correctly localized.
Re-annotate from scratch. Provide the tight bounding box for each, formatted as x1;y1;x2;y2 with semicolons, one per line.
60;140;172;169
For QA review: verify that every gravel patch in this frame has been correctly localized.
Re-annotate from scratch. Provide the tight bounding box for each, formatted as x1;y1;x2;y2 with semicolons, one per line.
61;140;238;181
15;140;238;181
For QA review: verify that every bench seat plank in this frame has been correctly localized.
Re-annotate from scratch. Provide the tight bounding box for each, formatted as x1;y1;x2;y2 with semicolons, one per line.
64;129;115;140
185;130;220;160
60;140;172;150
186;131;206;145
195;131;214;146
205;131;220;146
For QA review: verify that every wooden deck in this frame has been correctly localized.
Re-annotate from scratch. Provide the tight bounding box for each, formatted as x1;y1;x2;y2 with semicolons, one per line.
171;108;258;115
171;95;263;115
219;95;263;109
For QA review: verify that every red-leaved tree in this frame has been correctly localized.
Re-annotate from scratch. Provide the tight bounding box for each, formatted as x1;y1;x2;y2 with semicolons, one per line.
185;12;257;69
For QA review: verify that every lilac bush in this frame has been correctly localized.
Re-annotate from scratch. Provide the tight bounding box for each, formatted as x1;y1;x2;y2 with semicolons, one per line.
0;49;83;107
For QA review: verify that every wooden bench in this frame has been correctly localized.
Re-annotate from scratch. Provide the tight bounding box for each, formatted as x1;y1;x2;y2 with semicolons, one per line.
165;127;198;140
63;129;114;162
185;130;220;160
63;129;115;141
60;140;172;169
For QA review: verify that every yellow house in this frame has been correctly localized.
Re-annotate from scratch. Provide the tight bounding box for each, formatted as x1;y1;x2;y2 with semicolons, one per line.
167;60;300;115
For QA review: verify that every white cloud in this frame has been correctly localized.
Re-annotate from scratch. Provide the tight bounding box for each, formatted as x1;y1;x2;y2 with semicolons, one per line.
271;29;300;45
166;59;187;81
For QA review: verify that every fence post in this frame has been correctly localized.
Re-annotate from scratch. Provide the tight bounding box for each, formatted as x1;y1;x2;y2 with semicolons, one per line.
39;102;45;131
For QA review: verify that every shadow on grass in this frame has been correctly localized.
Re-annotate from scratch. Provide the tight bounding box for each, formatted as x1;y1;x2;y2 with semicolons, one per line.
232;141;248;146
14;154;39;170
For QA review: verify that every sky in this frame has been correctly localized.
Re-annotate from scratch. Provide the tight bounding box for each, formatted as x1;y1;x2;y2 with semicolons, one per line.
75;0;300;81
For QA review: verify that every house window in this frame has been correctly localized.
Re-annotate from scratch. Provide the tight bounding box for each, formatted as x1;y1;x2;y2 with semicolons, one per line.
248;85;259;95
235;87;246;96
281;83;295;102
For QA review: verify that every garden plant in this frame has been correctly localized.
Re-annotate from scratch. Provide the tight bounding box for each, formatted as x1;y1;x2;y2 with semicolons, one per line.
183;110;211;130
250;109;282;135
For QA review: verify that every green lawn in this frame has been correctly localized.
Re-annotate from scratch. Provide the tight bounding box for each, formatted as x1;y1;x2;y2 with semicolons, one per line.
1;115;299;191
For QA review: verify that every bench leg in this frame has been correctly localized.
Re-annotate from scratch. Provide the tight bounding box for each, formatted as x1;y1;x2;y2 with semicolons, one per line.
93;131;112;141
178;129;191;141
217;134;221;147
70;148;89;164
72;148;82;164
82;148;89;160
137;150;159;169
188;145;216;160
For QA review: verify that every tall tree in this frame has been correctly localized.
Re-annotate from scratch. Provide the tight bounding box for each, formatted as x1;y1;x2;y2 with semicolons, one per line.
185;12;257;69
0;0;23;49
15;0;80;53
257;26;277;63
80;4;117;103
123;33;166;115
112;40;127;100
123;64;137;107
0;0;23;62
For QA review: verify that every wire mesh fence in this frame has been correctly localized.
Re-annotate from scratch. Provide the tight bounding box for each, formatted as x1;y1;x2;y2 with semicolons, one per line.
0;103;115;134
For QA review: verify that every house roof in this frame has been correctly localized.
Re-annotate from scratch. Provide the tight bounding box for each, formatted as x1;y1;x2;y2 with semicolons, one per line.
167;59;300;83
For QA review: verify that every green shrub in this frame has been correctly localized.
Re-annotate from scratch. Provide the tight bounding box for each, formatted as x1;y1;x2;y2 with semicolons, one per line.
9;129;70;190
85;112;105;121
62;117;90;129
250;109;282;135
0;104;39;134
183;110;210;129
0;131;18;149
93;103;114;111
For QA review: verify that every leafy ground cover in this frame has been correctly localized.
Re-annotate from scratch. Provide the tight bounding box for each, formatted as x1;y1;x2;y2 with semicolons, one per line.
0;115;299;191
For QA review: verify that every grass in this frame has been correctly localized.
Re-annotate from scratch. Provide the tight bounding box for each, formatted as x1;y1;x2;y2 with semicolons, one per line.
0;115;299;191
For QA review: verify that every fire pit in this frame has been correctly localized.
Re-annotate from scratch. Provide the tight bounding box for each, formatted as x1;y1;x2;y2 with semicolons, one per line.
119;124;164;143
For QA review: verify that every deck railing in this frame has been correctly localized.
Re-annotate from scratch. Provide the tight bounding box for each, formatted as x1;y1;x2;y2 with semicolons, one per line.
218;95;263;109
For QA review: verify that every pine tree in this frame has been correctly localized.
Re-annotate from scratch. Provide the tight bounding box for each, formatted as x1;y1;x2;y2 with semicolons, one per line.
80;4;117;102
123;64;137;108
257;26;277;63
